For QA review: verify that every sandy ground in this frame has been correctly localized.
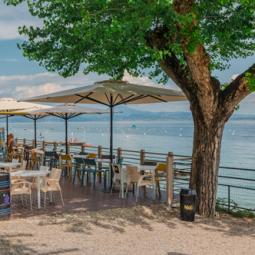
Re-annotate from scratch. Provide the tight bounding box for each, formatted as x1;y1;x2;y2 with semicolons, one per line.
0;205;254;255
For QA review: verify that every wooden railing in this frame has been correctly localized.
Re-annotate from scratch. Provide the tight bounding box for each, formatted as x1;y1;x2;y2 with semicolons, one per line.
15;137;255;211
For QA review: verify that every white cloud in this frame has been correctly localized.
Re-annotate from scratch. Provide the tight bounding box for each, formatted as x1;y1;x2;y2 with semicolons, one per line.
0;72;107;99
0;2;41;40
15;82;63;98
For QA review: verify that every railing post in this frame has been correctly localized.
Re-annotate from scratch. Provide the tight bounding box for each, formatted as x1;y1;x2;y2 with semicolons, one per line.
140;149;145;165
42;141;45;151
67;142;70;154
23;138;26;146
15;138;18;145
117;147;122;161
228;185;231;212
98;145;102;158
81;143;86;153
53;142;57;151
166;152;174;207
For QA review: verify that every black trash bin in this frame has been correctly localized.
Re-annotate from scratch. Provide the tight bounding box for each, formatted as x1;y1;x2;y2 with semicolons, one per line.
0;172;11;218
180;188;196;222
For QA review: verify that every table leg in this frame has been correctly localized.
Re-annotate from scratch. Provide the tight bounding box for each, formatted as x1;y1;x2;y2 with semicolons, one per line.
37;176;41;209
121;170;124;199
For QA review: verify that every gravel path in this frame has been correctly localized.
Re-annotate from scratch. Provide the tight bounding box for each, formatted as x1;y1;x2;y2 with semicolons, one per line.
0;205;254;255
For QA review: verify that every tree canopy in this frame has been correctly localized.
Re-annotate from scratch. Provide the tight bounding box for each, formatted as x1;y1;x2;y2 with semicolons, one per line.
5;0;255;83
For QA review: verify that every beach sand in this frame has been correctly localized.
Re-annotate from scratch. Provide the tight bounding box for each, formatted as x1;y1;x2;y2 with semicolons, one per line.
0;205;254;255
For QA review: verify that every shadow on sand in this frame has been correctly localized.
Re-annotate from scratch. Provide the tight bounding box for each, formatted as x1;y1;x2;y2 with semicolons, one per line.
0;233;79;255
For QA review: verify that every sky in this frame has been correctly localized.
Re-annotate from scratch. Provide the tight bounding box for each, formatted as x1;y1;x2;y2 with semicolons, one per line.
0;2;254;114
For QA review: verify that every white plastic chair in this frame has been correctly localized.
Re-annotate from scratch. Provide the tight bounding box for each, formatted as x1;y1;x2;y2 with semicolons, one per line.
136;172;156;202
124;165;140;198
40;168;64;207
11;179;32;210
125;165;156;201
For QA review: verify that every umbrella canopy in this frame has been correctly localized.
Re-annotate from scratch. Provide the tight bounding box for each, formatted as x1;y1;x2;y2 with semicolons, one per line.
24;80;185;105
31;103;109;153
0;98;51;146
23;80;186;168
0;98;50;112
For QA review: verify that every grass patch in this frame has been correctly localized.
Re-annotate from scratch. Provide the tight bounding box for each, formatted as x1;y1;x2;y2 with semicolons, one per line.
216;198;255;218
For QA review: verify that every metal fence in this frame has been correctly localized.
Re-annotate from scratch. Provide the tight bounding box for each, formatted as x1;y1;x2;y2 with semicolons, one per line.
15;138;255;212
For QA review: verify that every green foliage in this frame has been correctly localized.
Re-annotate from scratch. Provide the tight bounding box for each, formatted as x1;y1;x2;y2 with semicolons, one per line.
245;71;255;91
216;198;255;218
4;0;255;80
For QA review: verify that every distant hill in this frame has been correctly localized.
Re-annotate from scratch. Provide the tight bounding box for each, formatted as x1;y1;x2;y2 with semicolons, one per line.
0;105;254;122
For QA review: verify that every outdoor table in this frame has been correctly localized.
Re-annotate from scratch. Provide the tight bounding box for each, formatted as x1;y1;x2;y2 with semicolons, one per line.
73;155;111;164
11;170;50;209
73;155;111;190
120;164;156;199
0;162;21;171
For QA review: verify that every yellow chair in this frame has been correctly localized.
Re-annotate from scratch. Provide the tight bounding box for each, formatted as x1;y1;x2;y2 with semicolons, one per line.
87;153;97;159
155;163;167;199
59;154;72;181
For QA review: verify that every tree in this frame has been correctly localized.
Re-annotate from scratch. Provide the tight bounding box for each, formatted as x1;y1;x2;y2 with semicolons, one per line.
6;0;255;216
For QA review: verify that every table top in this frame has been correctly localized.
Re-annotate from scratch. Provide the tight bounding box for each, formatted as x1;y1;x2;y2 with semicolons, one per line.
73;154;87;159
0;162;21;168
73;155;111;163
139;165;156;171
11;170;49;177
122;164;156;172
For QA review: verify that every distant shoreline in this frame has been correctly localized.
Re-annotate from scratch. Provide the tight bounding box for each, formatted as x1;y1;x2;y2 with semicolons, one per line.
1;112;255;123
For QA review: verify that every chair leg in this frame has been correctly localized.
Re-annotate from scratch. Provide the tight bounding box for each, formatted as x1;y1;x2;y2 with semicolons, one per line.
30;193;32;211
86;171;89;184
49;191;53;203
59;189;64;206
136;186;139;202
156;181;161;199
93;172;96;189
81;171;85;186
125;183;129;198
68;166;72;182
111;181;114;193
44;192;47;208
153;184;157;201
104;171;107;191
143;186;147;198
72;169;77;185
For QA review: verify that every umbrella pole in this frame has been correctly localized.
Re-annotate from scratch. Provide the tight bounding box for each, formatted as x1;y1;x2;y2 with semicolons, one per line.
109;105;114;188
110;105;113;163
34;117;37;148
65;114;68;154
6;115;9;147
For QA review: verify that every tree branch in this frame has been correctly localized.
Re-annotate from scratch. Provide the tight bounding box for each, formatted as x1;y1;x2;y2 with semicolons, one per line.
173;0;221;123
220;63;255;118
159;55;193;101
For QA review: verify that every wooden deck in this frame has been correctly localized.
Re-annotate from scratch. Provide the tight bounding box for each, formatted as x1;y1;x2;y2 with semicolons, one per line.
10;177;166;219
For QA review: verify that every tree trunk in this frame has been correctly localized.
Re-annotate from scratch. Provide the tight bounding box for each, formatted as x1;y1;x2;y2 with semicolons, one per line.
189;111;226;217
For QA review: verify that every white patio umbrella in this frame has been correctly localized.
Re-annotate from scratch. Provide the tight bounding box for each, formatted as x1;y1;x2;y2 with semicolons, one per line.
23;80;186;164
0;98;51;146
31;103;109;154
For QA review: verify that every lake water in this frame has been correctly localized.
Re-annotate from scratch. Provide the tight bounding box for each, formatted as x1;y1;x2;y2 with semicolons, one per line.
2;118;255;168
